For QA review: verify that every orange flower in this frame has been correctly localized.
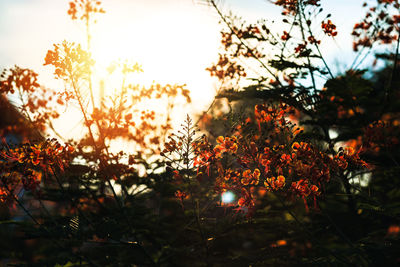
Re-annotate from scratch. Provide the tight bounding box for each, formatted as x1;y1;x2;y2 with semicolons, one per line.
214;136;238;158
241;169;260;186
0;188;9;202
321;20;338;36
241;169;252;186
275;175;286;188
310;185;319;195
271;239;287;247
264;175;285;190
387;225;400;237
264;177;274;189
238;197;246;207
175;190;188;200
280;153;291;164
344;147;355;156
291;142;300;150
281;30;291;40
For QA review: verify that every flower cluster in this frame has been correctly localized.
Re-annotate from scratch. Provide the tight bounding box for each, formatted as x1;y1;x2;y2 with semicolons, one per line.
1;139;74;169
274;0;321;16
352;0;400;51
191;103;368;213
294;42;308;54
44;41;94;81
0;139;74;202
281;31;291;41
214;136;238;158
0;67;63;133
321;20;338;37
254;102;292;131
264;175;285;190
307;35;321;45
206;54;247;81
68;0;105;21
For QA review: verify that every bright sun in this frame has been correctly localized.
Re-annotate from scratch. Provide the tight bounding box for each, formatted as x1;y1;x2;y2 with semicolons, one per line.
89;0;221;114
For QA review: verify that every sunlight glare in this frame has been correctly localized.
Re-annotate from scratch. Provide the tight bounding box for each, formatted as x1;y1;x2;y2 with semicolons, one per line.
90;1;220;112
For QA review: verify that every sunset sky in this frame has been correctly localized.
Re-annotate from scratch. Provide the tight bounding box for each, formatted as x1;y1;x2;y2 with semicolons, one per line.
0;0;368;139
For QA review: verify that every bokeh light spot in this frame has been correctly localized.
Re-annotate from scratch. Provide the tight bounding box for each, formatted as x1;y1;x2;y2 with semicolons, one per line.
221;191;235;204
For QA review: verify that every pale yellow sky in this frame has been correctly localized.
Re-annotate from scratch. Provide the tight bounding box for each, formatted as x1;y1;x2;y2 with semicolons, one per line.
0;0;223;140
0;0;370;141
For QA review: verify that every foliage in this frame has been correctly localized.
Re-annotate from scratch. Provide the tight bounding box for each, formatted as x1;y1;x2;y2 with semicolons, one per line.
0;0;400;266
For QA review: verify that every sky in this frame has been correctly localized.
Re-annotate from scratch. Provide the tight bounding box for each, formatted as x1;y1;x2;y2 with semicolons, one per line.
0;0;370;140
